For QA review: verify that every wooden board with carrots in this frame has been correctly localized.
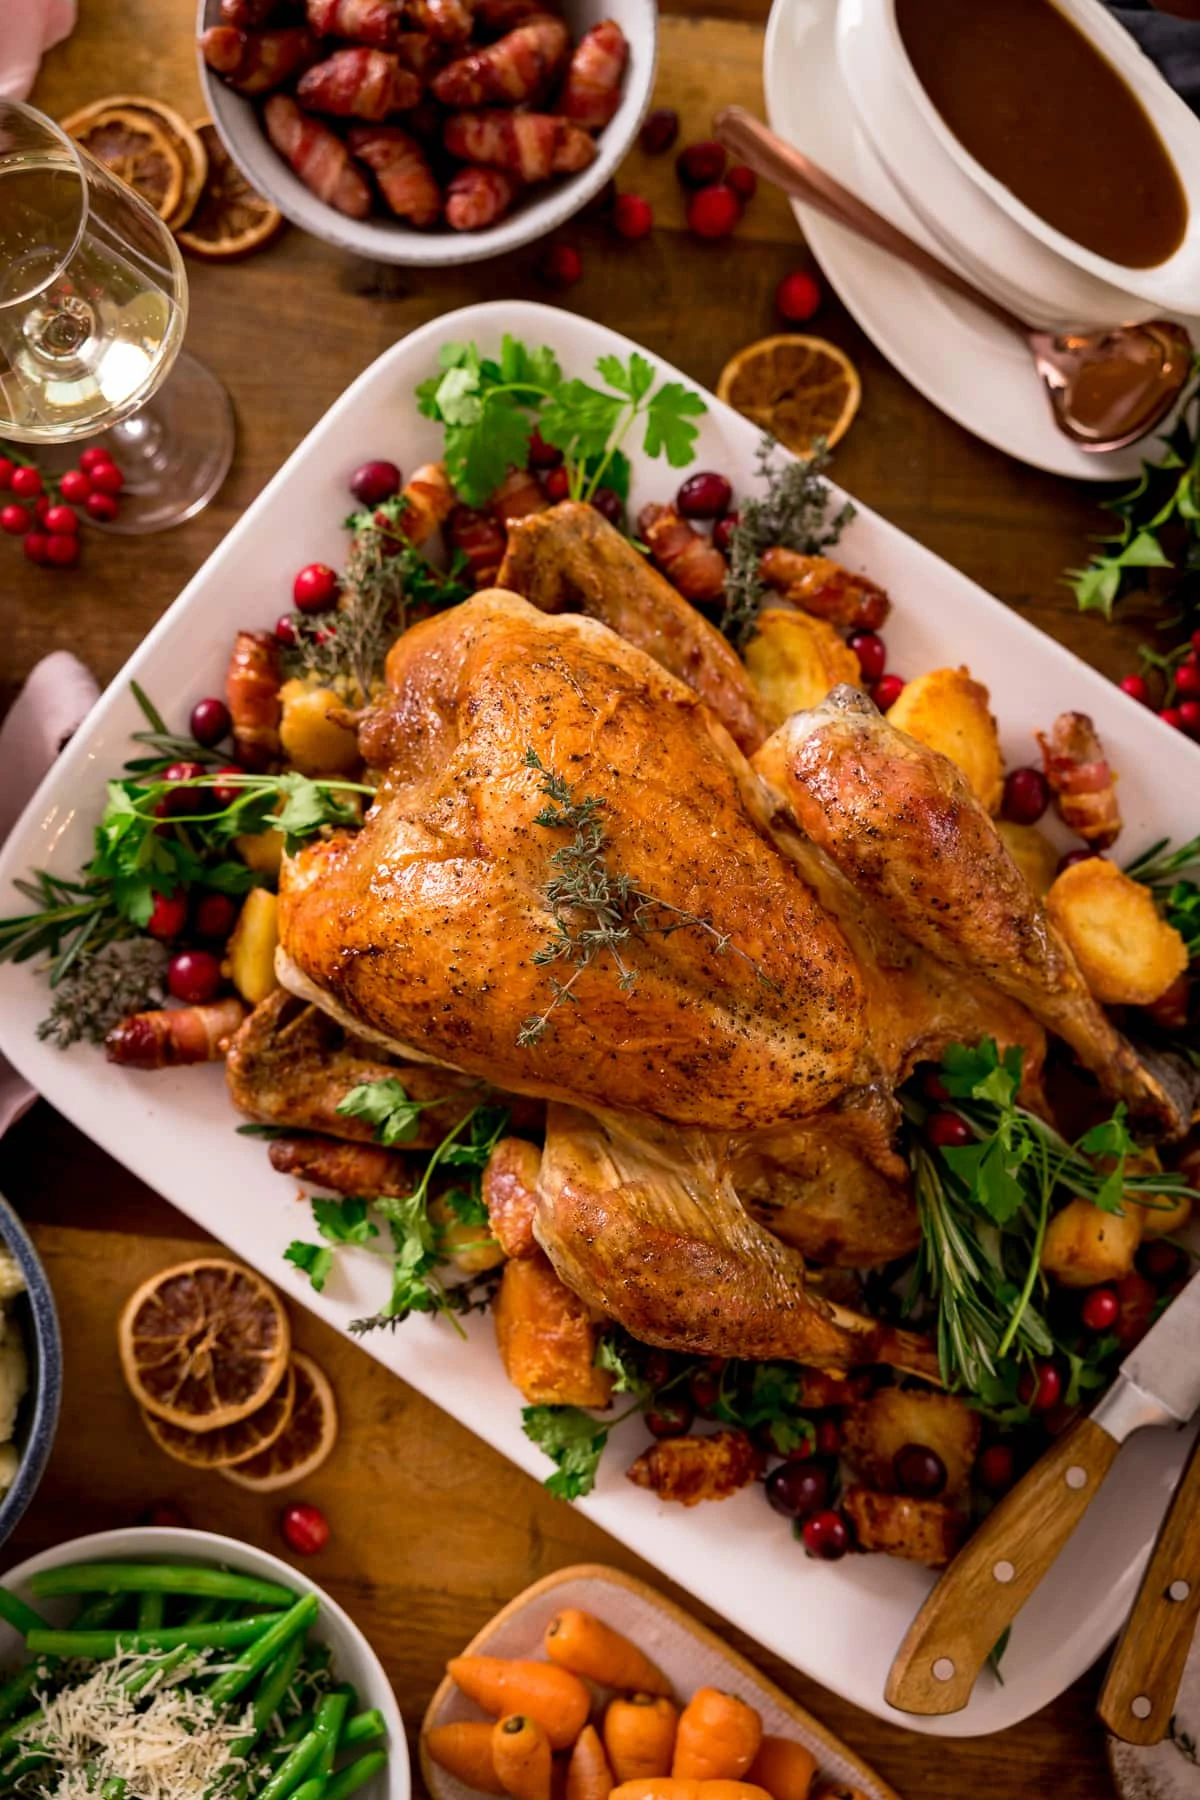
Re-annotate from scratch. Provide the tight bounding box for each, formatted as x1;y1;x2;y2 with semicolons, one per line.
420;1566;897;1800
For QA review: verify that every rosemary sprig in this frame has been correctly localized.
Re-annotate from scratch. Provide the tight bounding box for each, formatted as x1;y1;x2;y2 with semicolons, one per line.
719;435;854;648
1126;831;1200;958
516;749;775;1046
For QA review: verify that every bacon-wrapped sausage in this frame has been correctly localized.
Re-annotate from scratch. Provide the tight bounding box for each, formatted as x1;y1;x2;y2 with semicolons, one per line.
626;1429;764;1506
200;25;319;94
490;467;548;526
442;109;595;181
431;12;569;105
226;630;283;771
393;29;443;74
219;0;285;28
297;47;422;118
758;545;890;631
404;0;474;41
637;502;728;606
305;0;404;47
383;461;456;545
347;124;441;224
474;0;547;32
264;94;372;217
483;1136;541;1259
445;165;519;230
1036;710;1123;849
268;1134;417;1195
106;998;247;1070
447;503;508;586
558;19;628;129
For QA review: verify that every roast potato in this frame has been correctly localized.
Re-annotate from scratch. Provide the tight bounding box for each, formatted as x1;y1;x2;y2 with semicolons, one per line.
1125;1149;1192;1240
743;608;862;727
1041;1195;1142;1288
1046;857;1188;1006
842;1386;980;1499
841;1485;967;1567
429;1191;506;1275
997;821;1059;897
225;888;280;1006
493;1251;613;1408
278;678;360;777
885;666;1005;813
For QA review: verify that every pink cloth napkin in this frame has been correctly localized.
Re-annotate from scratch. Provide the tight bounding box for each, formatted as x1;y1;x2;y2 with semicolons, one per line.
0;651;100;1136
0;0;77;102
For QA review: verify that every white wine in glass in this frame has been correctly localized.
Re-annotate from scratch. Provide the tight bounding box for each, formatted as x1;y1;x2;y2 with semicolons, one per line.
0;100;234;532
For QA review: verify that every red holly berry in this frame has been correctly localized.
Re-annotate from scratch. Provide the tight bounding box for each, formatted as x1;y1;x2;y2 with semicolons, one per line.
675;140;726;188
275;614;298;646
349;460;400;506
194;892;238;940
1018;1361;1062;1412
872;673;906;710
79;446;114;472
612;192;654;240
35;495;50;524
45;533;79;567
0;458;13;489
42;504;79;535
976;1443;1015;1493
726;164;757;200
10;466;43;499
0;503;30;536
687;184;740;240
84;491;119;523
1175;660;1200;698
1192;628;1200;659
23;532;49;565
59;468;92;503
190;697;232;747
1159;706;1184;730
1117;673;1151;705
1081;1287;1119;1332
847;631;886;683
542;466;570;501
146;892;189;940
926;1111;972;1149
776;270;821;323
801;1509;851;1560
639;106;679;155
168;949;222;1005
90;461;125;496
1001;766;1050;826
538;243;583;287
1179;699;1200;739
281;1501;330;1556
292;562;339;612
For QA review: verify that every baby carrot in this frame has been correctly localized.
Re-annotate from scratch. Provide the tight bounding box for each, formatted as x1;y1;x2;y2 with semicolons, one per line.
492;1715;553;1800
746;1736;817;1800
671;1691;762;1783
425;1721;507;1795
610;1780;773;1800
604;1696;679;1783
447;1657;591;1751
545;1611;672;1699
566;1723;614;1800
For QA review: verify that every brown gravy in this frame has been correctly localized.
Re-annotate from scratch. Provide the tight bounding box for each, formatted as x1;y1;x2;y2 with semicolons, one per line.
895;0;1188;269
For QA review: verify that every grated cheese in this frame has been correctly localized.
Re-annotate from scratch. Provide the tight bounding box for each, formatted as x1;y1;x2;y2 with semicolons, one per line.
21;1651;253;1800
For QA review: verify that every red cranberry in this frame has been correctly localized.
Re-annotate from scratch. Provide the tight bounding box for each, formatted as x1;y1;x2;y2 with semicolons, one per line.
1179;699;1200;739
677;471;733;519
1176;660;1200;698
538;243;583;288
1056;847;1097;875
1018;1361;1062;1412
1117;673;1151;705
922;1069;950;1103
314;625;337;646
85;491;119;523
42;503;78;535
159;761;208;816
59;469;91;503
147;892;188;940
11;466;42;499
645;1395;694;1438
802;1509;850;1560
349;461;399;507
893;1443;947;1497
1080;1287;1119;1332
590;487;624;528
1159;706;1184;730
79;446;114;472
1115;1269;1159;1348
210;766;247;807
639;106;679;155
190;697;232;747
676;140;726;188
613;192;654;240
0;503;30;535
90;461;124;495
527;429;563;470
138;1499;189;1528
776;270;822;322
0;457;12;489
642;1350;673;1387
848;631;886;683
194;892;239;940
713;511;741;553
687;184;740;240
976;1443;1015;1493
275;613;298;646
168;949;222;1004
542;466;570;502
23;532;49;565
872;673;905;710
814;1417;841;1457
688;1368;721;1417
281;1501;330;1556
726;164;757;201
293;562;339;612
45;532;79;566
1139;1239;1186;1285
1001;766;1050;826
766;1462;829;1520
926;1111;971;1149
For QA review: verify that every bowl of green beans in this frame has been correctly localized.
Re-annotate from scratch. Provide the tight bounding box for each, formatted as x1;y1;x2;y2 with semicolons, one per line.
0;1525;406;1800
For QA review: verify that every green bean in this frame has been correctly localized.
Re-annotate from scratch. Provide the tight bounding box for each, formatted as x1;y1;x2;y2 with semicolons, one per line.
0;1663;45;1726
254;1726;323;1800
208;1595;318;1708
0;1593;46;1641
272;1713;315;1753
102;1779;127;1800
289;1781;325;1800
26;1612;285;1659
0;1707;41;1755
137;1592;165;1631
340;1711;385;1750
74;1594;129;1630
254;1638;307;1733
322;1751;386;1800
329;1681;359;1718
124;1644;195;1697
2;1750;50;1782
183;1596;222;1626
32;1564;295;1608
313;1692;348;1780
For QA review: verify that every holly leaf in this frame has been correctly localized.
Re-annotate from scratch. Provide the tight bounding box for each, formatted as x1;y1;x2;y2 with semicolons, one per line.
336;1077;426;1146
312;1197;379;1246
284;1240;333;1293
642;382;707;467
522;1404;609;1501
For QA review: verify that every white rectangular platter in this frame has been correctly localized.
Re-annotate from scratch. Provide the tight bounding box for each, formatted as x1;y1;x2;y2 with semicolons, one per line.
1;300;1197;1736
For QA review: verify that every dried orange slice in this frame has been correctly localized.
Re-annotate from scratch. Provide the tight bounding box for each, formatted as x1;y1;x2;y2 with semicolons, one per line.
119;1258;291;1431
717;335;862;454
62;97;207;230
176;118;283;260
140;1359;296;1469
221;1352;338;1492
61;106;185;224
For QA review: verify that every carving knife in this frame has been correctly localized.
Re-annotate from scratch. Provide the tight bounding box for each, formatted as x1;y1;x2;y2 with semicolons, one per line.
886;1265;1200;1716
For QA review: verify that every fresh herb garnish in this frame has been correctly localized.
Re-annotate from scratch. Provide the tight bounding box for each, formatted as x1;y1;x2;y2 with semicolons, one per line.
34;940;167;1048
336;1076;457;1146
522;1403;636;1502
416;335;706;510
1126;832;1200;958
719;435;854;648
517;749;774;1046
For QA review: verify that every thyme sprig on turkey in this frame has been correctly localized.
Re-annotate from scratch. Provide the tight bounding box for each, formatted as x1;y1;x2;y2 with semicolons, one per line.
516;750;775;1047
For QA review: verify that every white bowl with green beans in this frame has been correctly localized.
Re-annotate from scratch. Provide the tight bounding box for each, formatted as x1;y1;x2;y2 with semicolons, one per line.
0;1526;406;1800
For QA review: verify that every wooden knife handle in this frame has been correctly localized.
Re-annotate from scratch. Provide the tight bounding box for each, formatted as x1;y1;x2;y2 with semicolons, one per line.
1098;1433;1200;1744
886;1416;1121;1715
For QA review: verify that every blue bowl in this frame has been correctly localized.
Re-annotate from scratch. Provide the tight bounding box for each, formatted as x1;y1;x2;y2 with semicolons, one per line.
0;1195;61;1546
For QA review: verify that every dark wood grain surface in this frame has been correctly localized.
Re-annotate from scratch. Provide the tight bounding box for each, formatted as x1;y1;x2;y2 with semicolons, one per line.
0;1;1142;1793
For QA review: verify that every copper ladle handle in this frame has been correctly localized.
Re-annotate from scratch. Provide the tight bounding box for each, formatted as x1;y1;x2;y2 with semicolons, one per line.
712;106;1029;337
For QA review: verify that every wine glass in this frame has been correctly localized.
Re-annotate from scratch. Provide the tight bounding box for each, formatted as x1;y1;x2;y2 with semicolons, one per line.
0;99;235;533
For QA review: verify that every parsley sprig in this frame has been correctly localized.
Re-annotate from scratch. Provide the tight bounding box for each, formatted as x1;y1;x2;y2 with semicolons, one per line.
416;335;706;510
1126;831;1200;959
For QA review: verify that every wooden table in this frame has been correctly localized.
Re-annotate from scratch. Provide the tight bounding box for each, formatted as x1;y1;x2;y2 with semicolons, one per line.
0;1;1145;1793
